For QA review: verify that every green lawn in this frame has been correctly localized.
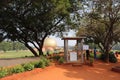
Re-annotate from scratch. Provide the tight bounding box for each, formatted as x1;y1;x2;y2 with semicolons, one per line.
90;53;101;59
0;50;34;59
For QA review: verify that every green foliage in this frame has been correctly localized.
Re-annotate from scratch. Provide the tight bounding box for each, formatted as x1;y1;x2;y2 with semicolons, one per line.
89;57;94;63
31;62;40;68
39;60;46;68
100;53;118;63
34;60;45;68
90;53;101;59
48;51;54;55
109;53;118;63
52;55;61;61
0;0;72;56
54;49;59;54
22;63;34;71
11;65;24;73
0;68;8;78
58;57;64;64
43;51;47;56
42;58;50;66
76;0;120;63
40;56;50;67
0;57;50;78
0;41;27;52
0;50;33;59
34;56;50;68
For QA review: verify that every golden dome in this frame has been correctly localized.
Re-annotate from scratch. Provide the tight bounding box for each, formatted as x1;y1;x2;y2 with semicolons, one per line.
44;38;57;48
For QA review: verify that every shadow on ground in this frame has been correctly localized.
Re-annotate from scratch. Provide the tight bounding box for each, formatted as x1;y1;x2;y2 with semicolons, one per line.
55;57;120;80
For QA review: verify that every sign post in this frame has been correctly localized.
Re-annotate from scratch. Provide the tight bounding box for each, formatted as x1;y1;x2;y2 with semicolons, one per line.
70;52;77;61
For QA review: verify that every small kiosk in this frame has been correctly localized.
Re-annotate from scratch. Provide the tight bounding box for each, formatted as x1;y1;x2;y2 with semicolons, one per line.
62;37;86;63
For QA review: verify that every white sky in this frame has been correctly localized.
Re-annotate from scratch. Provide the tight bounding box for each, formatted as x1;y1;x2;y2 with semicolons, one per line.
50;30;76;46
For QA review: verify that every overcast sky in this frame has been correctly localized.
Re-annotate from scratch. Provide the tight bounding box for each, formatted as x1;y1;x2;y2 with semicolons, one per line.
50;30;76;46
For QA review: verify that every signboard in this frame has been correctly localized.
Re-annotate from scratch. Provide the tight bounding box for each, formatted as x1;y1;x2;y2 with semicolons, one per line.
70;52;77;61
83;45;89;50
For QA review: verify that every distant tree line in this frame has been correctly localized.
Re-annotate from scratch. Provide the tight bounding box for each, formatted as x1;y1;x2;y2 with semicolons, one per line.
0;41;27;52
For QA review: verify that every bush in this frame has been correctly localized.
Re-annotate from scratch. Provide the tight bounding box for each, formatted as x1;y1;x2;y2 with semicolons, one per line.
100;54;106;61
90;53;101;59
52;55;61;61
11;65;24;73
41;56;50;66
89;57;94;63
22;63;34;71
34;60;44;68
0;57;51;78
100;53;117;63
109;53;117;63
34;56;50;68
35;60;45;68
0;68;8;78
33;61;41;68
58;57;64;64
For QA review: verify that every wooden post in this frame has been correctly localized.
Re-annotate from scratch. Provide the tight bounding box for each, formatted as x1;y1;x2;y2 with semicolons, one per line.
77;40;79;61
64;40;68;62
81;39;84;64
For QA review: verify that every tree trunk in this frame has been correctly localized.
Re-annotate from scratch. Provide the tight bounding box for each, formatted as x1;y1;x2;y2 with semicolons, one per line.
39;44;43;55
39;49;43;55
38;38;46;56
104;48;109;63
25;43;39;57
105;52;109;63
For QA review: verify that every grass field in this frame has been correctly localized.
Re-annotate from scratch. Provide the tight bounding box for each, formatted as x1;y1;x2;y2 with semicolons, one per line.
0;50;34;59
90;53;101;59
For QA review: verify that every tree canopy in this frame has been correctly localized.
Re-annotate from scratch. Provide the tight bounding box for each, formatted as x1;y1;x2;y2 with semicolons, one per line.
0;0;73;56
76;0;120;62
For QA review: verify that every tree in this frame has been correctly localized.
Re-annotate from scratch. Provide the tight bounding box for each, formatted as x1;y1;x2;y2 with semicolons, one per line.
0;41;11;52
0;41;27;52
0;0;72;56
77;0;120;62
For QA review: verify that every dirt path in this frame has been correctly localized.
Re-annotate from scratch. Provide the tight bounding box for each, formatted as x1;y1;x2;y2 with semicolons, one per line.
0;55;120;80
0;57;40;67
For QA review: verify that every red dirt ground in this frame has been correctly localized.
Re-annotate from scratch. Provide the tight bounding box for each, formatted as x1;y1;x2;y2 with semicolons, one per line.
0;55;120;80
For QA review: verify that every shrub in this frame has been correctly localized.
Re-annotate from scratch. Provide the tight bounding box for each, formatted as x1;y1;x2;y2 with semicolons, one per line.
100;54;106;61
34;56;50;68
36;60;46;68
58;57;64;64
89;57;94;63
90;53;101;59
43;52;47;56
109;53;117;63
0;68;8;78
100;53;117;63
0;57;51;78
31;61;39;68
11;65;24;73
49;51;54;55
41;56;50;66
52;55;61;61
34;60;45;68
33;61;41;68
22;63;34;71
